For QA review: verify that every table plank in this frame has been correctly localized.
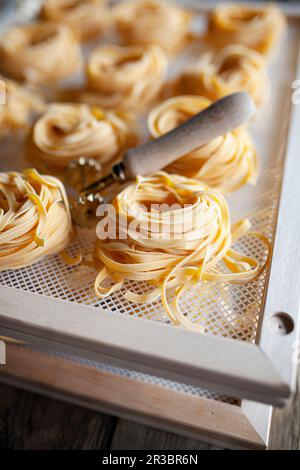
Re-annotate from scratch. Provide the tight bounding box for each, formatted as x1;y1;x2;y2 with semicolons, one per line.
269;373;300;450
0;376;299;450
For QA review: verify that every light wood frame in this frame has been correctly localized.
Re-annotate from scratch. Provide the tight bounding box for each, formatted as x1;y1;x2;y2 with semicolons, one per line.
0;344;267;450
0;285;293;406
0;0;300;449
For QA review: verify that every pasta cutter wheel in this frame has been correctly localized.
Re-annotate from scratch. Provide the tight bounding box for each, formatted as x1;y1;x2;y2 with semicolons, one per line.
65;92;256;228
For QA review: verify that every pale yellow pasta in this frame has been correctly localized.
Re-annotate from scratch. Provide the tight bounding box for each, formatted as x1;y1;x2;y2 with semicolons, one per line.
176;45;269;107
0;169;74;271
85;44;167;110
94;172;269;332
0;22;82;83
148;96;258;193
26;103;136;173
113;0;192;55
41;0;110;42
0;76;45;139
207;3;286;55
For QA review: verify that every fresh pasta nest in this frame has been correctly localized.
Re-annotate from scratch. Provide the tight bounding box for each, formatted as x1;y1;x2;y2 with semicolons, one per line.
0;169;73;271
176;45;269;107
94;172;269;332
26;103;136;173
0;22;82;83
41;0;110;42
0;76;45;139
148;95;258;193
85;44;167;110
207;3;286;55
113;0;192;55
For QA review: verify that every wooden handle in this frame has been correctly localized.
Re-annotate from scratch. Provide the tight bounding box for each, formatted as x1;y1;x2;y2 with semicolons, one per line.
123;92;256;179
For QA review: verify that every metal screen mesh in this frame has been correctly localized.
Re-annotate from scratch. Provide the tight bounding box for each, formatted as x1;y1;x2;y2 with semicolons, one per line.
0;3;299;404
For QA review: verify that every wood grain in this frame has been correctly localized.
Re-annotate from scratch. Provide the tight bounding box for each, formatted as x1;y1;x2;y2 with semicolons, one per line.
110;420;221;450
2;344;299;449
0;345;264;449
123;92;255;177
258;44;300;395
0;375;299;450
0;384;117;450
269;373;300;450
0;0;299;453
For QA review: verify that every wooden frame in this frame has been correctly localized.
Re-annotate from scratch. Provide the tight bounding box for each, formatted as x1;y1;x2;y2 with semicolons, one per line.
0;286;292;406
0;0;300;449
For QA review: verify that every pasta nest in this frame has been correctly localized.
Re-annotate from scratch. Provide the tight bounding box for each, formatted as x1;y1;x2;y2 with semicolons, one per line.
85;44;167;110
40;0;110;42
206;3;286;55
0;76;45;139
0;22;82;83
94;172;269;332
148;95;258;193
176;45;270;107
113;0;192;55
26;103;136;173
0;169;73;271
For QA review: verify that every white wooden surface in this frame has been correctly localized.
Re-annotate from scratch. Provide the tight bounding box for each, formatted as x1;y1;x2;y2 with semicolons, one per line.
0;344;266;450
0;1;299;440
0;286;290;406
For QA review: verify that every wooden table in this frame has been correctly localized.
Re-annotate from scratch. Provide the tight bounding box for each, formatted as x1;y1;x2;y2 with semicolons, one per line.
0;372;299;450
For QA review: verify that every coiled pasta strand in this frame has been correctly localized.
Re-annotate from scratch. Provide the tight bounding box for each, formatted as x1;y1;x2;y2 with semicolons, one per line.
148;96;258;193
0;169;74;271
94;172;270;332
0;22;82;83
26;103;137;173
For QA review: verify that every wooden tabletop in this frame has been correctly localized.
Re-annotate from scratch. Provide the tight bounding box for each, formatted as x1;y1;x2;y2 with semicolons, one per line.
0;372;299;450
